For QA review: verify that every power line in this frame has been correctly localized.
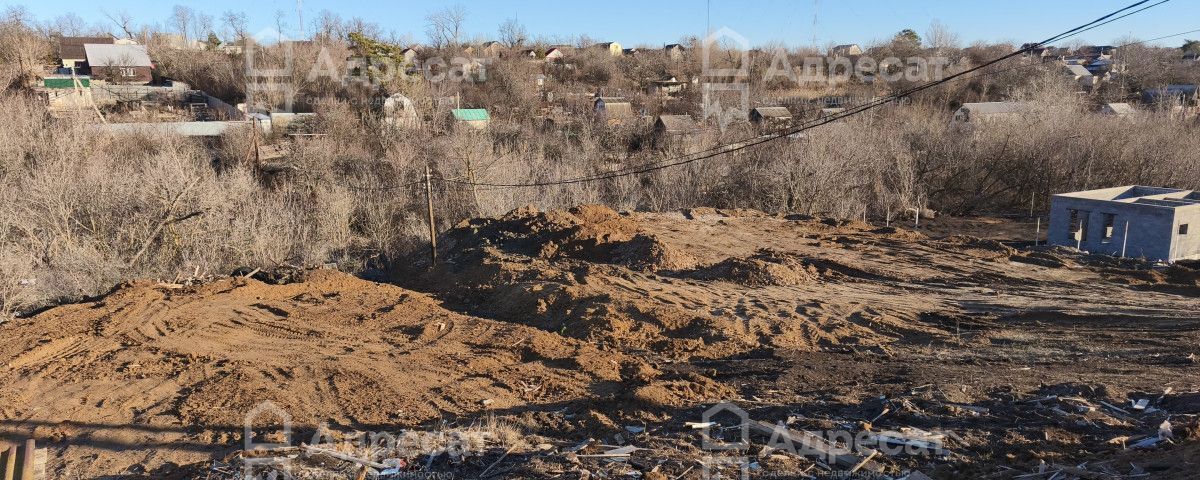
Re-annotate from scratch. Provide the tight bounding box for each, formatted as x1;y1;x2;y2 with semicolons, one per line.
442;0;1171;190
954;25;1200;84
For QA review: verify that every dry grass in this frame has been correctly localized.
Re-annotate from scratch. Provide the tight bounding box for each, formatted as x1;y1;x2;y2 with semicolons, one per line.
2;21;1198;319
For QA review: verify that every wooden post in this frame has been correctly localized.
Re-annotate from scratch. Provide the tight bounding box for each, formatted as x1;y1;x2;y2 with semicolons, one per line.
1121;220;1129;257
424;165;438;266
1035;218;1041;246
3;444;15;480
1077;217;1084;251
885;205;891;227
19;440;34;480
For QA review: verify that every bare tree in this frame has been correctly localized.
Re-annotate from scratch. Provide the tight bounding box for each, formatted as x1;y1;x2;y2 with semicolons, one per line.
425;5;466;49
102;9;136;39
925;20;960;51
221;11;248;42
498;17;527;48
346;17;382;40
194;13;214;41
0;8;49;85
48;13;88;36
171;5;194;42
314;10;345;42
274;9;288;43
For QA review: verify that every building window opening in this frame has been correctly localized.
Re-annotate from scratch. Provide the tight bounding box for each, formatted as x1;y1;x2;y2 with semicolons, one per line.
1102;213;1115;243
1181;224;1190;235
1068;209;1081;240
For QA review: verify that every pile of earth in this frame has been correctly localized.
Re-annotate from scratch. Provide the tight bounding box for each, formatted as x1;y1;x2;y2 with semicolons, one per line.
936;234;1017;259
681;249;895;287
438;204;697;271
406;205;924;359
0;269;725;477
686;249;825;286
1093;259;1200;291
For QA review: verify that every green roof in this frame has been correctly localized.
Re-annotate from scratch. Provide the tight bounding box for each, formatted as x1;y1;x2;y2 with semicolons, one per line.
44;77;89;88
452;109;490;121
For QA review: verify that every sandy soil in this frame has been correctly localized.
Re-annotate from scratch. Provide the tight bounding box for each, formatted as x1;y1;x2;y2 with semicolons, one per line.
1;205;1198;479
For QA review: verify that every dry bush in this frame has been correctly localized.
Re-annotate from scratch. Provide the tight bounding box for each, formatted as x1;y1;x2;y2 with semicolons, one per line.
5;21;1200;319
0;93;357;316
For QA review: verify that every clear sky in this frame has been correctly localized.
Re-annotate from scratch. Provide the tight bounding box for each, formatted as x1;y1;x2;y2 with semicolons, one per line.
9;0;1199;48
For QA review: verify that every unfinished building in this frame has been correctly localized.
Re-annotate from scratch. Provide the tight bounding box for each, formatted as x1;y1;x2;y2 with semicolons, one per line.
1049;186;1200;262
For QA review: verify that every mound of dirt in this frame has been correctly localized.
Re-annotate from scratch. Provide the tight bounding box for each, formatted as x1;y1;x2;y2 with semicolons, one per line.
1165;262;1200;287
871;226;928;241
612;233;698;271
686;249;824;286
685;249;904;286
628;373;737;408
936;234;1017;258
682;207;770;219
444;204;688;271
1010;251;1072;268
0;270;659;476
1097;262;1199;291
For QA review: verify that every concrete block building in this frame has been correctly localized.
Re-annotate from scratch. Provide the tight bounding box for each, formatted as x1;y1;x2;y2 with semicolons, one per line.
1049;186;1200;262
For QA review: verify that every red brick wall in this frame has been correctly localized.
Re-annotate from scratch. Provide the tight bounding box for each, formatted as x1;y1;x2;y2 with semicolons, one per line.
89;65;152;84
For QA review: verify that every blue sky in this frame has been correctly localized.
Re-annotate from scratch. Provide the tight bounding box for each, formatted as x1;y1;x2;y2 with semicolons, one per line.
10;0;1199;48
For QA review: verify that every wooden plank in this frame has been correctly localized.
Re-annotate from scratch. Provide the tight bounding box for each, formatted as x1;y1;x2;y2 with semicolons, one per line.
19;440;34;480
30;449;46;480
3;445;15;480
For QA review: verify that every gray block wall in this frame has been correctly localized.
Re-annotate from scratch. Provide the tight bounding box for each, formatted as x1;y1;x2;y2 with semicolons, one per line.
1172;209;1200;260
1048;195;1176;261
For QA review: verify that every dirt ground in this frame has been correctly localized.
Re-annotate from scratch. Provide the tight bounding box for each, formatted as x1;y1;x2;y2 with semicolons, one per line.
1;205;1198;479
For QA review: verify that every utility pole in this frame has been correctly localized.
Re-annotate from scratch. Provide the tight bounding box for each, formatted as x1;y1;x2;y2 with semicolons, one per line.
424;165;438;266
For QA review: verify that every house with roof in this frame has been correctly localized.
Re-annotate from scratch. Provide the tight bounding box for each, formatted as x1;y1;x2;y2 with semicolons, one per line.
750;106;793;126
480;41;504;57
653;114;700;136
55;35;113;71
647;77;687;96
594;97;634;125
595;42;623;56
1049;186;1200;262
451;108;490;129
1143;85;1198;107
543;47;567;62
829;44;862;58
664;44;686;59
84;44;153;84
400;48;420;65
1077;45;1114;60
1085;57;1117;76
1064;63;1097;89
1100;103;1136;117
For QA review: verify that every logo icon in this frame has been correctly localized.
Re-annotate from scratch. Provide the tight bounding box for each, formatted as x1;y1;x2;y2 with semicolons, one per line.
701;27;751;133
700;402;751;480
